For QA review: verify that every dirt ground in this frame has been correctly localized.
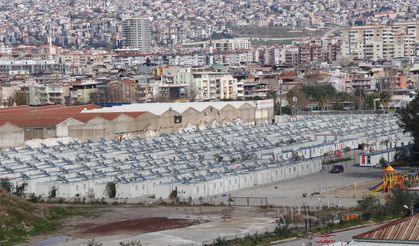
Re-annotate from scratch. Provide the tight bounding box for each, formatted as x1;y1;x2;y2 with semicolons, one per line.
79;217;196;235
27;206;279;246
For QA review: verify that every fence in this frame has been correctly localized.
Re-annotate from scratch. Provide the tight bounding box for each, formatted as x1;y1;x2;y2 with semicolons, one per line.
297;110;389;115
228;196;268;207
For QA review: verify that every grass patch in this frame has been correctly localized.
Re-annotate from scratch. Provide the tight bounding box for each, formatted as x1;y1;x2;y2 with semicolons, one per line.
389;159;419;168
233;26;325;39
250;39;293;46
208;227;298;246
0;188;103;245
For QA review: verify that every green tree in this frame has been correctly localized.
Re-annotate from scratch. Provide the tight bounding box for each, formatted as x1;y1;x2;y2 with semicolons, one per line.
14;183;27;197
385;190;417;217
0;179;13;192
301;84;336;110
105;182;116;198
364;93;380;110
357;194;383;220
49;186;57;198
334;92;354;110
14;91;28;106
354;88;366;110
398;95;419;154
380;91;391;112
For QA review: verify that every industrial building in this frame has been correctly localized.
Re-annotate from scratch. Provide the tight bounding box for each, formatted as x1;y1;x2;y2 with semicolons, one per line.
0;114;411;201
0;100;274;148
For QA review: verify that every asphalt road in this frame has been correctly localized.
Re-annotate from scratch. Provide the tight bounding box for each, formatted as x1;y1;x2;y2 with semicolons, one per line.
274;223;382;246
215;152;383;207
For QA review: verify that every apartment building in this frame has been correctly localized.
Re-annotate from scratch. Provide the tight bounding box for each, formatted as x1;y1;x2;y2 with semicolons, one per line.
205;38;251;51
191;69;238;101
122;17;152;53
342;22;419;61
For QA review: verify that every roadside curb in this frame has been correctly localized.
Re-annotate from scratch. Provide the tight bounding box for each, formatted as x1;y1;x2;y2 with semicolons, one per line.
267;237;298;245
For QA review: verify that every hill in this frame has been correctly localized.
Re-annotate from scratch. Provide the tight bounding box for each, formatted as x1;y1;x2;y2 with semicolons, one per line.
0;189;48;244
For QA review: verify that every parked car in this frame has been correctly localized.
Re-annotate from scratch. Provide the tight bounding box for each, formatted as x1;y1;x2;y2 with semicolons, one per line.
330;164;344;173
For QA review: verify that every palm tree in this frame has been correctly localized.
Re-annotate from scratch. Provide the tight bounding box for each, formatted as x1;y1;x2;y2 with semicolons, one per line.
354;88;365;110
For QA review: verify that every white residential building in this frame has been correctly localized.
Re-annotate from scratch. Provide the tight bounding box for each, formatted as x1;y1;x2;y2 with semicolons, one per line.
192;70;239;101
342;22;419;61
122;17;152;53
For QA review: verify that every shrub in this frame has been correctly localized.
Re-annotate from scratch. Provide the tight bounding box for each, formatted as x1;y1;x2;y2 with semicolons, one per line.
105;182;116;198
0;179;13;193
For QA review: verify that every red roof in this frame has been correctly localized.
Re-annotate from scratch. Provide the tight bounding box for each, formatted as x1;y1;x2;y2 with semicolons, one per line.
354;214;419;242
0;105;143;128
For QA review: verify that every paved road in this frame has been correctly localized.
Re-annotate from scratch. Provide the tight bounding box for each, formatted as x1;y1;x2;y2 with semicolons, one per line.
215;153;383;207
274;224;382;246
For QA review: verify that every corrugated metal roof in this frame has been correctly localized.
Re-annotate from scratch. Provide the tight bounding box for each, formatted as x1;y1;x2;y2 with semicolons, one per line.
82;101;256;115
348;242;412;246
0;105;143;128
354;214;419;242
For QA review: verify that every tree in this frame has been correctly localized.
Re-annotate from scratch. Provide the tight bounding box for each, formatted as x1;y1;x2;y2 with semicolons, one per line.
49;186;57;198
0;179;13;193
13;91;28;106
14;183;27;197
379;91;391;112
398;95;419;154
301;84;336;110
286;86;309;111
385;190;417;217
357;194;383;220
105;182;116;198
334;92;354;110
354;88;366;110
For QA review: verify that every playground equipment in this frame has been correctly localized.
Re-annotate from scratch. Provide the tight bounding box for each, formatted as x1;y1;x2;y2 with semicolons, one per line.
370;165;419;193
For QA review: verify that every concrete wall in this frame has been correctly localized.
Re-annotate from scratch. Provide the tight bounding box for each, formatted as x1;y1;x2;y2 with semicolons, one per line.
24;128;56;140
56;118;84;137
69;117;116;140
0;123;24;149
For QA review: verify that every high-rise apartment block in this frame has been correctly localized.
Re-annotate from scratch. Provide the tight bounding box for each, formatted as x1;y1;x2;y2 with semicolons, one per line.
122;17;151;53
342;22;419;61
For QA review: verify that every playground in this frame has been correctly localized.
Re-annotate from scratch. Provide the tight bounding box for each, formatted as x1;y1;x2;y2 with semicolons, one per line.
370;165;419;193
